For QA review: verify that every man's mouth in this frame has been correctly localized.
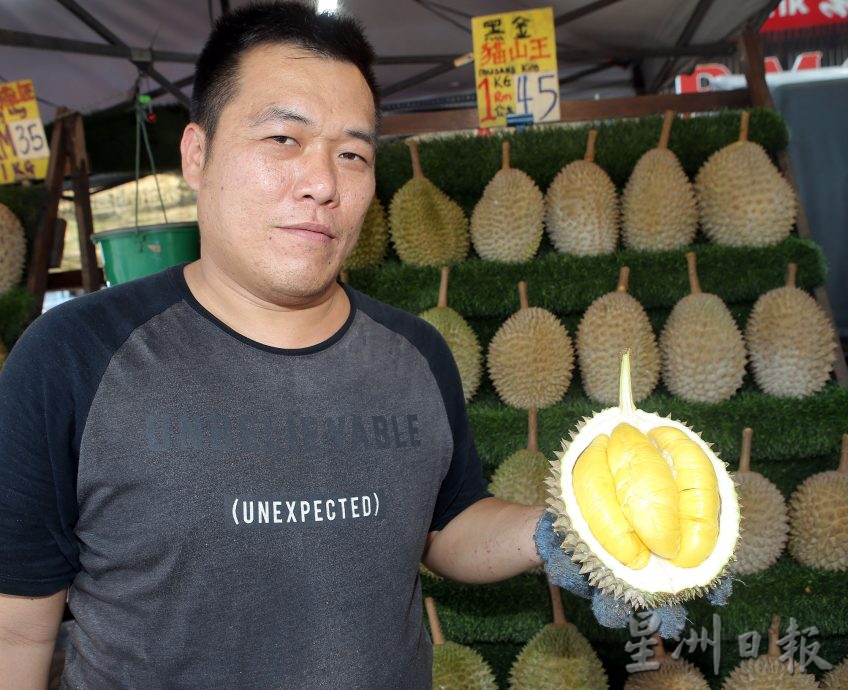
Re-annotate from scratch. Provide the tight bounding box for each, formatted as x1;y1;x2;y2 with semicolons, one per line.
278;222;334;242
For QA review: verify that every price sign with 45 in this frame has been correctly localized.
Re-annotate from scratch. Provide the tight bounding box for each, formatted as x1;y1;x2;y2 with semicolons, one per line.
516;71;559;123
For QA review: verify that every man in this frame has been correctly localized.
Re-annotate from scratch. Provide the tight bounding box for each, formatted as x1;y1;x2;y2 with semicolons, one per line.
0;4;544;688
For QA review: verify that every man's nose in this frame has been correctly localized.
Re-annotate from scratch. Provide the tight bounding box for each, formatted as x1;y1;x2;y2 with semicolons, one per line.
292;148;339;206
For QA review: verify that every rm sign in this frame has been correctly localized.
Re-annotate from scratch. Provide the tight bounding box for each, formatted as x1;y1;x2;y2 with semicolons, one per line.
0;79;50;185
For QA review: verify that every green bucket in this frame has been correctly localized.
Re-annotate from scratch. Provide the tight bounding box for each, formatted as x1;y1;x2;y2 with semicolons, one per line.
93;222;200;286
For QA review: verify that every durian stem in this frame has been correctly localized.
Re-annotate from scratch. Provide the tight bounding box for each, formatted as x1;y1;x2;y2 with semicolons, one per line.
739;111;750;143
839;434;848;473
686;252;701;295
652;635;667;659
548;581;567;626
616;266;630;293
659;110;675;150
502;140;511;170
767;615;781;657
437;266;449;309
518;281;529;311
619;350;636;414
528;407;538;452
584;129;598;163
786;263;798;289
340;270;350;285
407;139;424;179
424;597;446;646
739;427;753;473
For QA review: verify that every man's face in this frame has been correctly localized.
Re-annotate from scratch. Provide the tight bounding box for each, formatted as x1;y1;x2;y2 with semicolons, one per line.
182;44;377;304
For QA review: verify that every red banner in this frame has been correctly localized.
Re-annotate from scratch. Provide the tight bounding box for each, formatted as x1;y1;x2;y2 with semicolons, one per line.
761;0;848;32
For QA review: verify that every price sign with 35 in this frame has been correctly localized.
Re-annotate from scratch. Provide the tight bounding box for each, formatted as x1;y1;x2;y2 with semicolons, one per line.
0;79;51;184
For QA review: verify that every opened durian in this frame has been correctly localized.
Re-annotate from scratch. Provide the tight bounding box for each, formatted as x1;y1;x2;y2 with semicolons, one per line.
548;351;740;609
622;111;698;251
577;267;660;405
623;635;709;690
389;139;469;267
508;582;608;689
545;129;618;256
696;111;796;247
426;597;497;690
821;656;848;688
419;267;482;402
788;433;848;571
660;252;746;402
488;281;574;410
489;408;549;506
732;428;789;576
343;196;387;273
471;141;544;263
746;263;837;398
722;615;819;689
0;203;27;295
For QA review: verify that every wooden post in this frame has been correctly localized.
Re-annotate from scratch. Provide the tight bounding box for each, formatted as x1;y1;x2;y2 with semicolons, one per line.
66;113;100;294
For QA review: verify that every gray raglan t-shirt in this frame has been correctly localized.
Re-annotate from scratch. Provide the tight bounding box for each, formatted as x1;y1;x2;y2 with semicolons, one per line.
0;265;490;688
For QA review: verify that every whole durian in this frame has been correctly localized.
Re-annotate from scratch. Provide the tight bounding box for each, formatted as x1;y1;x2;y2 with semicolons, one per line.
722;616;819;689
746;263;837;398
487;281;574;410
419;267;482;402
343;196;387;272
0;339;7;370
471;141;544;263
577;267;660;405
389;139;469;267
731;428;789;576
545;129;618;256
696;111;797;247
548;351;740;610
622;110;698;251
659;252;746;402
787;433;848;571
624;635;709;690
426;597;497;690
821;656;848;688
489;408;549;506
0;203;27;295
508;583;608;689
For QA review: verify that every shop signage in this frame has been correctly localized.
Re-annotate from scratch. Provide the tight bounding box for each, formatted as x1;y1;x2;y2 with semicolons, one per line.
761;0;848;32
0;79;50;185
471;7;560;127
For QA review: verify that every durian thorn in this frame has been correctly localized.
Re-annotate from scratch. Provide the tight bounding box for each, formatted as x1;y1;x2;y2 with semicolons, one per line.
618;350;636;414
437;266;450;309
651;634;668;659
424;597;446;646
528;407;538;452
786;263;798;289
839;433;848;473
616;266;630;293
518;281;529;311
767;615;781;657
584;129;598;163
686;252;701;295
547;581;568;626
501;140;511;170
339;269;350;285
739;110;750;143
659;110;675;150
739;427;753;473
406;138;424;179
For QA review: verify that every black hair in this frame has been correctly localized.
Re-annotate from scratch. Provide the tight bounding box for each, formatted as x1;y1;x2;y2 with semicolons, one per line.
191;1;380;145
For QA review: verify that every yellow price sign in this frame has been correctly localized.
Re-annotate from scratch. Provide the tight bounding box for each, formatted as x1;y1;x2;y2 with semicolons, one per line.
471;7;560;128
0;79;50;185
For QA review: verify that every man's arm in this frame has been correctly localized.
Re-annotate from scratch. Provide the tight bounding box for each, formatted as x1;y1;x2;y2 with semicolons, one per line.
422;497;544;583
0;590;66;690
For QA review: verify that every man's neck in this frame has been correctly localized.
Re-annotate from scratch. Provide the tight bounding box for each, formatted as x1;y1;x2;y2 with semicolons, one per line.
182;260;351;350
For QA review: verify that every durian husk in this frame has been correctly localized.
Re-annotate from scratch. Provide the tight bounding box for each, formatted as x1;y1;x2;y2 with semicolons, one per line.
696;111;796;248
427;597;497;690
489;408;549;506
721;616;819;689
389;139;469;267
659;252;746;403
419;267;483;402
471;141;544;263
545;129;619;256
488;282;574;410
0;203;27;296
577;267;660;405
746;263;837;398
547;351;740;610
622;111;698;251
787;434;848;571
623;636;710;690
821;656;848;688
732;428;789;576
343;196;387;271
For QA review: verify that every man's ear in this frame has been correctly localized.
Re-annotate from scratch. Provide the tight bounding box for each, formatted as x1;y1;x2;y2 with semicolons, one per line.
181;123;207;192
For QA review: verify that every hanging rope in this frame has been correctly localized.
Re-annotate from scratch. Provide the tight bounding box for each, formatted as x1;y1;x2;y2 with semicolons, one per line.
132;74;169;229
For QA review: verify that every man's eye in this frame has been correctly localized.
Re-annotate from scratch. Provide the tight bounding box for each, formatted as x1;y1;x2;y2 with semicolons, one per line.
340;152;368;163
271;136;297;145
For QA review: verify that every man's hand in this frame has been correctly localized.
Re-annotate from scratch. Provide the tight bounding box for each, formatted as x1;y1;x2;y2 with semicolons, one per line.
0;590;66;690
422;497;544;583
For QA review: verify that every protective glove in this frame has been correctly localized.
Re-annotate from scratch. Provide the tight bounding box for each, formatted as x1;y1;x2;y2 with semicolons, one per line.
534;510;733;639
